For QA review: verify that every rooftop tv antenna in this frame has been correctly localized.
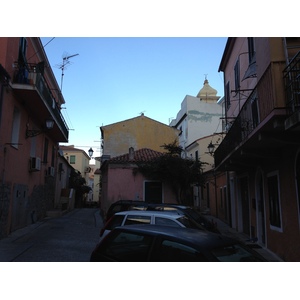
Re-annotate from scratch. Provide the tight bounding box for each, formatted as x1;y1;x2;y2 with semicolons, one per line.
57;52;79;91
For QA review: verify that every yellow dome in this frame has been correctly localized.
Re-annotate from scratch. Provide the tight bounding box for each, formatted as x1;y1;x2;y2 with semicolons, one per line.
197;79;219;99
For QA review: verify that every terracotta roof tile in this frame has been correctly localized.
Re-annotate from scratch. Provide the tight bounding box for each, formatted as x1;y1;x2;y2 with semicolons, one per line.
109;148;163;163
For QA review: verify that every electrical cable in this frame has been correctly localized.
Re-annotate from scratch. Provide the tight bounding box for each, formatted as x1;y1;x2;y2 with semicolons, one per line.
27;37;55;61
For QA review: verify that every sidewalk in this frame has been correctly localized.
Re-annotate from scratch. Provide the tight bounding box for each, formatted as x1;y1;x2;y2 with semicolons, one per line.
207;214;284;262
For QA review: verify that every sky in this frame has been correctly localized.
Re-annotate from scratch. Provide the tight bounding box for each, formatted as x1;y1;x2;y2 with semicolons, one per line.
40;37;227;160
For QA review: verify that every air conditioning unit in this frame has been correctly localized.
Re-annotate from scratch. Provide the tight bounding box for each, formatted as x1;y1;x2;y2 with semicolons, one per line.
48;167;55;177
30;157;41;172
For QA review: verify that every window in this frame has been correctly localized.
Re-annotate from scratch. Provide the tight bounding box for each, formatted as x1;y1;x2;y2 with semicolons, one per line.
267;172;282;229
195;150;199;161
225;82;231;110
234;59;240;90
11;107;21;148
155;217;181;227
247;37;255;63
211;244;263;262
19;37;27;63
106;215;124;230
70;155;76;164
176;216;200;229
156;239;206;262
124;215;151;225
43;138;49;163
101;231;153;262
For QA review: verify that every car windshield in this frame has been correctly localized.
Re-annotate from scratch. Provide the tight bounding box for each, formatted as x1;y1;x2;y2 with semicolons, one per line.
211;244;264;262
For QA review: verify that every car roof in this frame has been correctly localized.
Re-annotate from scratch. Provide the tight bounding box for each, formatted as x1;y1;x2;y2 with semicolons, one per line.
114;210;183;218
113;224;236;249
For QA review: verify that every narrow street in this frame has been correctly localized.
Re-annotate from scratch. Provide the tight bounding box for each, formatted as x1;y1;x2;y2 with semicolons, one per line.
0;208;104;262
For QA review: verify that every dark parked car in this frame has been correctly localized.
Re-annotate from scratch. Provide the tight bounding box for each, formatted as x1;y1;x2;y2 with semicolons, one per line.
105;200;218;233
90;225;266;262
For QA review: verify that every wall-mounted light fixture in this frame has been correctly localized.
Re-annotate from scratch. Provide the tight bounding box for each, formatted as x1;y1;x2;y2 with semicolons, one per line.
88;147;94;158
26;119;54;138
207;141;215;156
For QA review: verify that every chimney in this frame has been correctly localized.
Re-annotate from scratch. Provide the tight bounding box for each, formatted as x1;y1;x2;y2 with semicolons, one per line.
129;147;134;160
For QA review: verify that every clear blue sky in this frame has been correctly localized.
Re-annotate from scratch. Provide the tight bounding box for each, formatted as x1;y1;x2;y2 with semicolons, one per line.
41;37;227;159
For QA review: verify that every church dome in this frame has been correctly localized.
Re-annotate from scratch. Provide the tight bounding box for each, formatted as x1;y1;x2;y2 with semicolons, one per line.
197;78;220;102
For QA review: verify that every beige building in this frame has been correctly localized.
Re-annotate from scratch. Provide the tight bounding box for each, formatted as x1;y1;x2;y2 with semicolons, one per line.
100;114;180;158
59;145;91;184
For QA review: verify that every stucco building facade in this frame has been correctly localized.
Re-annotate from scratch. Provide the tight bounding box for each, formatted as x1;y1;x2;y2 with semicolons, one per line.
213;37;300;261
100;114;180;158
0;37;69;237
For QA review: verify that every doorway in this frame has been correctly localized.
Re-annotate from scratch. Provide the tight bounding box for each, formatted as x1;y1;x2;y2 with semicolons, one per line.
144;181;163;203
239;177;250;235
255;171;266;245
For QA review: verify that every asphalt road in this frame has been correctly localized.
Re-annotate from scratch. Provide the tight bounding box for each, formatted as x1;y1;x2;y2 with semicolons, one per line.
0;208;104;262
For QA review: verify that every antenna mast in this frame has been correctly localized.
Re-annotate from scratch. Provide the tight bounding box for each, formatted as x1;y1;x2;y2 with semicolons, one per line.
58;53;79;91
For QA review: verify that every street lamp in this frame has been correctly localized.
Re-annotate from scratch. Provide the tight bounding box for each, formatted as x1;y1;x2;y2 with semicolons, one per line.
88;147;94;158
207;142;215;156
26;119;54;138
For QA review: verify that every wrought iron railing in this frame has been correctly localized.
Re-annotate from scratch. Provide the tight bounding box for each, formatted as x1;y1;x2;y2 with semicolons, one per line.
283;50;300;114
13;63;68;139
214;89;259;166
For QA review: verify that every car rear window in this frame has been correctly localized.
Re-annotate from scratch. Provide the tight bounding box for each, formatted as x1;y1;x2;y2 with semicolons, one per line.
124;215;151;225
101;231;153;261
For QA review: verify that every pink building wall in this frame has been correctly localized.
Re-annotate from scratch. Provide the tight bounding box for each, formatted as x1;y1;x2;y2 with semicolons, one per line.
102;166;177;214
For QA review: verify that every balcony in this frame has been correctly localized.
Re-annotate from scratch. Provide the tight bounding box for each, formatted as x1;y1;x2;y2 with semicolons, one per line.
11;63;69;142
214;89;259;168
214;64;289;171
284;51;300;130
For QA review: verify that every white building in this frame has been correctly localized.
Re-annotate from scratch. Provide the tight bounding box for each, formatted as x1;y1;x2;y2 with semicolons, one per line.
170;78;224;157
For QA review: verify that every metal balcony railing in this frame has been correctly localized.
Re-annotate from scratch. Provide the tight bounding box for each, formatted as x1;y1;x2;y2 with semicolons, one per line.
283;50;300;114
13;63;69;139
214;89;259;167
